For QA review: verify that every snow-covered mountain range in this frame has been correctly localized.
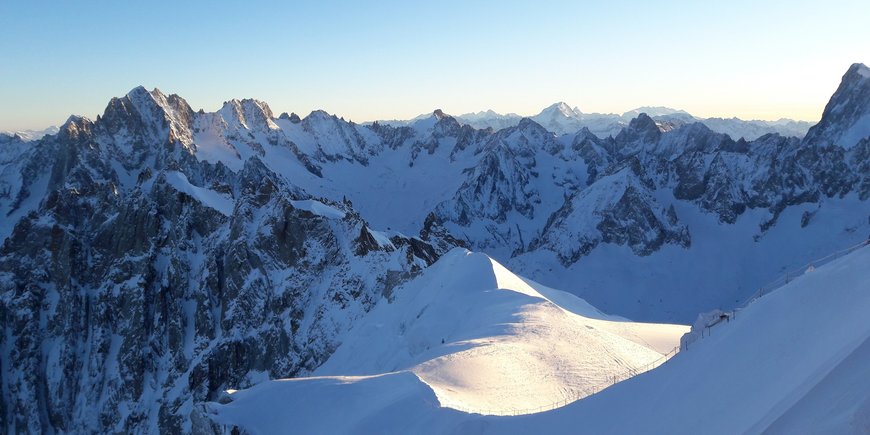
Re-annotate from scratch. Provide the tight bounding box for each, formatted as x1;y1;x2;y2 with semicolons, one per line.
1;63;868;433
379;101;813;140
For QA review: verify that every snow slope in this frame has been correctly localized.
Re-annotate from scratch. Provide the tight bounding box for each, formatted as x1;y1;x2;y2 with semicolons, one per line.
205;249;687;430
205;243;870;434
316;249;686;413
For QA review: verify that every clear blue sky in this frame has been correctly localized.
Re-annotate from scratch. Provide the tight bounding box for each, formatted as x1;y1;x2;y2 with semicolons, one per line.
1;0;868;130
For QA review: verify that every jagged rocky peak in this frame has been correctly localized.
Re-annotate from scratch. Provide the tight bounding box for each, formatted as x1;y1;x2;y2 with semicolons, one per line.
572;126;599;142
299;109;362;136
854;62;870;78
100;86;197;147
539;101;580;118
435;142;539;226
419;212;467;254
58;115;95;141
433;108;448;120
628;112;661;133
614;113;662;150
279;112;302;123
803;63;870;148
531;165;689;265
432;109;462;131
126;86;194;125
655;121;735;157
504;117;560;154
405;109;462;138
571;127;611;184
529;102;586;135
301;109;350;130
516;116;544;130
219;98;277;131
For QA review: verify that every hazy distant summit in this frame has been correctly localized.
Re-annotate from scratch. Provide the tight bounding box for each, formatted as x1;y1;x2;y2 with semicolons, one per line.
377;103;813;140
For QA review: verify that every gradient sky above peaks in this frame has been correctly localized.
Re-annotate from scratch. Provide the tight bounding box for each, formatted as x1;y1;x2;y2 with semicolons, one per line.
0;0;868;131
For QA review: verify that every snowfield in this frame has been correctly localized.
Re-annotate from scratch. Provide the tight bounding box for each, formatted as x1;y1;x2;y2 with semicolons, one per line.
206;244;870;434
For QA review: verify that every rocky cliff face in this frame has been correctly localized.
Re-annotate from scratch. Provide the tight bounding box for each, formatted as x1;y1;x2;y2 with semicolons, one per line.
530;163;690;266
0;89;446;433
433;98;867;264
804;63;870;149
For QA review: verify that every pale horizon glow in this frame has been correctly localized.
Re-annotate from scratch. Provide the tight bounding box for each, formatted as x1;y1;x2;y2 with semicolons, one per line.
1;1;868;131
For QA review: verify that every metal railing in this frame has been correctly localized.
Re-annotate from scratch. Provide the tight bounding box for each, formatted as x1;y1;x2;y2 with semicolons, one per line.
689;239;870;343
741;239;869;306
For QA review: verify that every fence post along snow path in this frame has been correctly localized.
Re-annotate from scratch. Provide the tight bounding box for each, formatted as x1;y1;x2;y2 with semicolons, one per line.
681;239;870;351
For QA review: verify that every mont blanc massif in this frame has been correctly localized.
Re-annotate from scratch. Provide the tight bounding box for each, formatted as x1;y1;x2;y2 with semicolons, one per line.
1;64;869;434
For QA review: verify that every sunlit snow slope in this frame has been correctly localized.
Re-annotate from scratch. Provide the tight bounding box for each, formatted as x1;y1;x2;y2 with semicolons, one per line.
205;249;687;430
207;245;870;434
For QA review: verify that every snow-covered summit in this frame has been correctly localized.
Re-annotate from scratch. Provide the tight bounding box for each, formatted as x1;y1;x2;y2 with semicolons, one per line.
528;102;584;135
541;101;581;118
219;98;278;132
853;62;870;78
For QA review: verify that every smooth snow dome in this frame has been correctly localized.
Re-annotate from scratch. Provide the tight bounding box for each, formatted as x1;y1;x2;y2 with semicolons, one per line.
207;245;870;434
315;249;685;413
207;249;688;430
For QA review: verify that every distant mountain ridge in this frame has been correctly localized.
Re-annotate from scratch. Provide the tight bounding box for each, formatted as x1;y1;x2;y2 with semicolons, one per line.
375;102;813;140
0;125;59;141
2;102;813;145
